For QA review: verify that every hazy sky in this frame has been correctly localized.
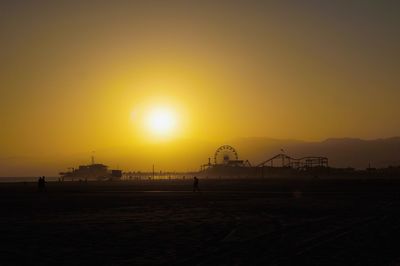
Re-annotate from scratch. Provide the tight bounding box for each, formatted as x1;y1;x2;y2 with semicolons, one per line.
1;1;400;175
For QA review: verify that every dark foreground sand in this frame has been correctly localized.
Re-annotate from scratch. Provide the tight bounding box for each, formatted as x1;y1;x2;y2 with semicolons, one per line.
1;178;400;265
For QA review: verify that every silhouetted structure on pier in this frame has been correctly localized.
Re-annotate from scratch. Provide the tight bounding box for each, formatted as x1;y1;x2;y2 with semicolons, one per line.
256;153;328;169
59;157;122;181
200;145;329;178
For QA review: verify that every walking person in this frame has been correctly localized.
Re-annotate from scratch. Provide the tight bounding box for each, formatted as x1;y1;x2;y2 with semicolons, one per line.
38;176;46;192
41;176;46;191
37;176;42;192
193;176;200;192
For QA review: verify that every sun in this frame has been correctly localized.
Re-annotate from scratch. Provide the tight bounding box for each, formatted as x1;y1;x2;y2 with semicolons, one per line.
146;107;177;136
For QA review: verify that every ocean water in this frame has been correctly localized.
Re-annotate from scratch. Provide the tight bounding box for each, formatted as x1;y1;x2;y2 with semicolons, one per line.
0;176;59;183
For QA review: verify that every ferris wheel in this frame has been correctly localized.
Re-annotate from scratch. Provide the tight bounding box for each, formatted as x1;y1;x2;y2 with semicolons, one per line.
214;145;239;165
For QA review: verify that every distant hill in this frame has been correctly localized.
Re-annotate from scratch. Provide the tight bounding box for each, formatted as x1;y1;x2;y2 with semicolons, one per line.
230;137;400;169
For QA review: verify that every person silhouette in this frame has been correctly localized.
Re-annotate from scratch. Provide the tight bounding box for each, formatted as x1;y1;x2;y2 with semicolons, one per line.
37;176;42;191
193;176;200;192
41;176;46;191
38;176;46;192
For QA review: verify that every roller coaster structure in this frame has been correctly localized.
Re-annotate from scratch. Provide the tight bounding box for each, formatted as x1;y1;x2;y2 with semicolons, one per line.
256;153;328;169
201;146;328;172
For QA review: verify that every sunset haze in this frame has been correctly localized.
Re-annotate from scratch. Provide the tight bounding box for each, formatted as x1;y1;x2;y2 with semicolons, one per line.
1;1;399;176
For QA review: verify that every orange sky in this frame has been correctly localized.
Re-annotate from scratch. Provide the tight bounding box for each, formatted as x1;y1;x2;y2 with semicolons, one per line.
0;1;399;175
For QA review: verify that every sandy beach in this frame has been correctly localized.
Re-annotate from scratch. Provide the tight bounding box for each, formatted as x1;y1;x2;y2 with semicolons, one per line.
1;179;400;265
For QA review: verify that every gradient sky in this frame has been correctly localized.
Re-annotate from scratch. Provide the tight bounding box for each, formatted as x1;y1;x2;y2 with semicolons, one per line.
1;1;400;175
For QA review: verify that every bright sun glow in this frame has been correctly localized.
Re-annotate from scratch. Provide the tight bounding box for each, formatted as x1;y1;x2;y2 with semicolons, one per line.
146;107;177;136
